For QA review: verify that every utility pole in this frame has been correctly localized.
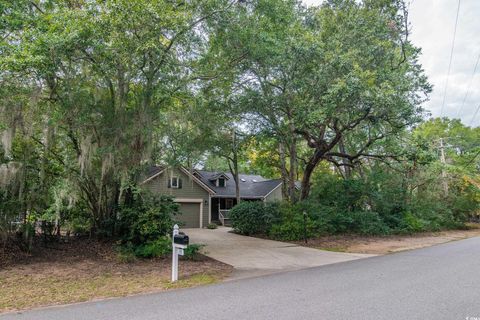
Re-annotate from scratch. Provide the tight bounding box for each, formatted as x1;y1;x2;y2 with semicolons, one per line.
439;138;449;196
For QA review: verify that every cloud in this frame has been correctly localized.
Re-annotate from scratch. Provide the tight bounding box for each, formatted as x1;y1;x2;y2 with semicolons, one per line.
302;0;480;127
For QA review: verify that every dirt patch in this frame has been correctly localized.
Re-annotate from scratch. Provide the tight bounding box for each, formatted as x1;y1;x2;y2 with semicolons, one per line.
293;225;480;255
0;238;232;313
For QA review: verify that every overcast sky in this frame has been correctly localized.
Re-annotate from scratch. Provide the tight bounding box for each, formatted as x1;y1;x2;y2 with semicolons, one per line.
302;0;480;127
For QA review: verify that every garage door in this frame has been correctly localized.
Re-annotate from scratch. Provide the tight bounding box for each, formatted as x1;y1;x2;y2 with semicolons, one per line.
176;202;201;228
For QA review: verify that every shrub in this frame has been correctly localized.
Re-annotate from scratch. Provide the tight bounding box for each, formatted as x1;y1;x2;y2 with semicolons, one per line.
115;192;179;259
229;201;280;235
349;211;390;235
118;193;178;246
66;215;91;236
182;244;205;260
133;237;171;258
325;211;355;234
267;201;390;240
116;245;137;263
119;239;206;260
268;218;317;241
206;223;218;229
399;212;425;233
268;203;318;241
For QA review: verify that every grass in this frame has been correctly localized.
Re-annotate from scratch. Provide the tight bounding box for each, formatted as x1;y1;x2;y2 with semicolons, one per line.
315;246;348;253
0;271;223;312
0;239;232;313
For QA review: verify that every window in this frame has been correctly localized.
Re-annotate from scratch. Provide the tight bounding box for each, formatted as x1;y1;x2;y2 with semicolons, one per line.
218;178;226;187
170;176;179;188
225;199;234;209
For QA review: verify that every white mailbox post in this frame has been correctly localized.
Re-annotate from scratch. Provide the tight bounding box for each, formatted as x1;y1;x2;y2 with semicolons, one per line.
171;224;188;282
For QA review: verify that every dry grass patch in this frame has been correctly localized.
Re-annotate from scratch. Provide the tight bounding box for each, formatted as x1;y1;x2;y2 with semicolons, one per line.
293;224;480;255
0;239;232;313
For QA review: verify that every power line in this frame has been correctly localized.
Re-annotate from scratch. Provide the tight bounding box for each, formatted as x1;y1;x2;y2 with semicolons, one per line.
463;149;480;168
470;104;480;127
457;51;480;118
440;0;461;117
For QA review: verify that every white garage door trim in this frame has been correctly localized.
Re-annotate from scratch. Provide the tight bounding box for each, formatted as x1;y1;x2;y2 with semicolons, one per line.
174;198;203;228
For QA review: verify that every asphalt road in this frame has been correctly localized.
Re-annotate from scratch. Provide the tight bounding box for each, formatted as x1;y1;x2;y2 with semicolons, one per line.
3;237;480;320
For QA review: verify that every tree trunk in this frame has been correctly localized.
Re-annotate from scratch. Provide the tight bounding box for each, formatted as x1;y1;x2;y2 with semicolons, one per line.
228;131;241;204
278;140;289;200
226;156;241;204
300;149;323;200
287;123;297;202
232;150;241;204
234;165;240;204
338;139;352;179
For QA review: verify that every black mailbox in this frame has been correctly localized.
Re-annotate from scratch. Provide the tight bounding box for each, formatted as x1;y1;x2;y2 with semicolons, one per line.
174;232;189;245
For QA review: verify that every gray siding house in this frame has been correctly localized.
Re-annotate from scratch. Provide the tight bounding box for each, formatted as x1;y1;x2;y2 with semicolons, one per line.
141;166;283;228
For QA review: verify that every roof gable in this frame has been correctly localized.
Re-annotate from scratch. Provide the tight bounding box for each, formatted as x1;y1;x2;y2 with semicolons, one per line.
142;166;282;198
194;170;282;198
142;166;216;194
208;172;230;181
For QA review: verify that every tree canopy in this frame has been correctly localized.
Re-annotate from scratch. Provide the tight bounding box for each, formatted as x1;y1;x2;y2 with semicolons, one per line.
0;0;478;248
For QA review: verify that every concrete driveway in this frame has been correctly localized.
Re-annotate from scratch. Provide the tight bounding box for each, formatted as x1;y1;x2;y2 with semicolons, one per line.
185;227;375;279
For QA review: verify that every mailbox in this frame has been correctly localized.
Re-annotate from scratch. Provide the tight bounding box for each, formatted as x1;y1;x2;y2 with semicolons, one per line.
173;232;189;246
171;225;188;282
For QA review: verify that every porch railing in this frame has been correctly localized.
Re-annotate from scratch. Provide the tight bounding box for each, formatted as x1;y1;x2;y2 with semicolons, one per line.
219;209;231;226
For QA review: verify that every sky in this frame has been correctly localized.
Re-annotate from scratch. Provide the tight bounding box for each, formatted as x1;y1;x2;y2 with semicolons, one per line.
302;0;480;127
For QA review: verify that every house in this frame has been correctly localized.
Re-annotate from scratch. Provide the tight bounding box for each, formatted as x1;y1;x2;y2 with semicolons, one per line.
141;166;283;228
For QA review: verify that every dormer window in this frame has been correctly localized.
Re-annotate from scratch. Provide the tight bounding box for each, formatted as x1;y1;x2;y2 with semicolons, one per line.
218;178;226;187
209;173;229;187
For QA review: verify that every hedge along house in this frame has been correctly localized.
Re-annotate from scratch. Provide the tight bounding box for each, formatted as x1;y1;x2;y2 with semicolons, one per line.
141;166;283;228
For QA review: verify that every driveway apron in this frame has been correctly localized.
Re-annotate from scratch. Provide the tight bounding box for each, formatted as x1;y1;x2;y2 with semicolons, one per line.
184;227;375;279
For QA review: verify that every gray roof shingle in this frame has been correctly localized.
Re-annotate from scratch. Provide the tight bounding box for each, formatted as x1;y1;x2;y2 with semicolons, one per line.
194;170;282;198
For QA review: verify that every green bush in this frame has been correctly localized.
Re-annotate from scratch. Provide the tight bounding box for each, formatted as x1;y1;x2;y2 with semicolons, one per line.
349;211;390;235
115;191;179;259
133;237;171;258
66;215;91;236
206;223;218;229
182;244;205;260
229;201;280;235
399;212;425;233
306;167;475;235
119;239;206;260
268;202;319;241
118;193;178;246
267;203;390;240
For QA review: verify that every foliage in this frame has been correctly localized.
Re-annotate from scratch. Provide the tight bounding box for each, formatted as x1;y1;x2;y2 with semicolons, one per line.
206;223;218;230
308;163;477;234
205;0;431;200
0;0;478;256
117;193;178;246
133;237;172;259
268;203;319;241
229;201;281;235
0;0;229;246
268;203;390;241
182;244;205;261
118;238;205;260
114;191;209;259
